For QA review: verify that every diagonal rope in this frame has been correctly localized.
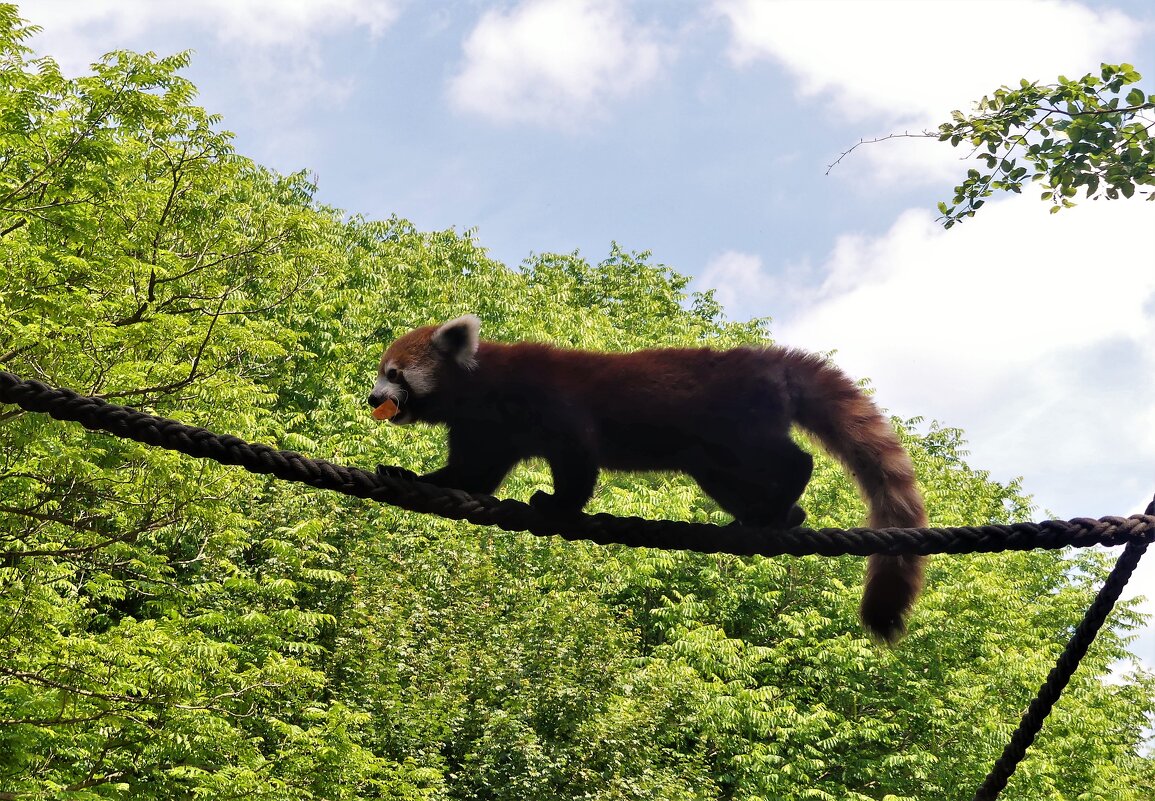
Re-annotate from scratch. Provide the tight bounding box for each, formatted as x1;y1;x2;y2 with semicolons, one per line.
1;370;1153;558
971;497;1153;801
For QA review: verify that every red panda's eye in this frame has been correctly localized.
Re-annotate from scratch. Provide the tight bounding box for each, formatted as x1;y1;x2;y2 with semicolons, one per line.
386;368;400;382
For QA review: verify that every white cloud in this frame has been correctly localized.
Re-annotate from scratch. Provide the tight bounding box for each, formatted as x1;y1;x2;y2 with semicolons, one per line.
717;0;1140;122
27;0;399;65
23;0;401;169
696;249;825;327
753;196;1155;525
23;1;399;98
448;0;667;127
716;0;1146;185
698;251;772;315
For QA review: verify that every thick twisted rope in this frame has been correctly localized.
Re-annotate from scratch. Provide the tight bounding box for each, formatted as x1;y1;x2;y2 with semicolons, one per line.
971;500;1153;801
1;370;1153;557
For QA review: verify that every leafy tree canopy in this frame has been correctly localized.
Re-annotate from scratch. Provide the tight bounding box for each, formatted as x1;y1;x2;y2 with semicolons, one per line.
937;63;1155;226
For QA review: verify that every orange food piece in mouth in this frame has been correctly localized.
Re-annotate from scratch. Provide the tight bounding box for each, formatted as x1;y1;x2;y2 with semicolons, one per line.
372;399;399;421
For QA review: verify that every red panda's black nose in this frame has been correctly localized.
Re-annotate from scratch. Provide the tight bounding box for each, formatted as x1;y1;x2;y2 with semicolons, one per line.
367;393;382;408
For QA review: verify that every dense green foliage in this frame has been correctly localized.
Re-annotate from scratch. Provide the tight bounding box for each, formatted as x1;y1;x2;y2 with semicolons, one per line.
937;63;1155;226
1;10;1152;799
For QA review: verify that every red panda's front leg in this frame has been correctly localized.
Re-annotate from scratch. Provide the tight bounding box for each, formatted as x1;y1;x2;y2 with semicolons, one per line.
421;425;519;495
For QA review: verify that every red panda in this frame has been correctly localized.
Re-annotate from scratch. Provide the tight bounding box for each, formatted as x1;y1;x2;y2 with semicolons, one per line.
369;314;927;643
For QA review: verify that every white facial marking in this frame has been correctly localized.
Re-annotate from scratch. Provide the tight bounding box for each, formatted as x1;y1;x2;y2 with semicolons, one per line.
401;364;433;395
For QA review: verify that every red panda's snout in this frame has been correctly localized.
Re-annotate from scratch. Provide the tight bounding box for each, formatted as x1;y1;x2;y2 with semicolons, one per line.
369;368;418;425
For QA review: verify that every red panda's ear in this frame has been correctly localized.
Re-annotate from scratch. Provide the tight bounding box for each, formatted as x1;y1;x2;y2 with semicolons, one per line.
432;314;481;367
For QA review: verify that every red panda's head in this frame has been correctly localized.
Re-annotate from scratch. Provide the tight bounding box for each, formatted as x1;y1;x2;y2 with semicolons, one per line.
368;314;481;424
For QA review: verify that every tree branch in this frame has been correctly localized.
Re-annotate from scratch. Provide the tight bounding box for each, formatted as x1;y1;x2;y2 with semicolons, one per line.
0;665;271;716
0;344;34;364
0;218;26;237
67;772;126;793
98;291;229;401
0;712;111;727
1037;101;1155;118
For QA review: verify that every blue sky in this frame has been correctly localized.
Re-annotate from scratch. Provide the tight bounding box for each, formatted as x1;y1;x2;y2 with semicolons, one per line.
23;0;1155;669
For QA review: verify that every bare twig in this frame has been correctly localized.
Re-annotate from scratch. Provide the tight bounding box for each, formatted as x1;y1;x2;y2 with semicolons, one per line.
826;131;937;175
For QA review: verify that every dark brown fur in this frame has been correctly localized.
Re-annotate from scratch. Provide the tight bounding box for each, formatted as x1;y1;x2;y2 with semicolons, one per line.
370;317;927;642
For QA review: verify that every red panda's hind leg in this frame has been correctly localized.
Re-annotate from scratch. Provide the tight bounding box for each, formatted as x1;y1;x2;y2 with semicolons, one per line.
691;439;813;528
531;446;600;517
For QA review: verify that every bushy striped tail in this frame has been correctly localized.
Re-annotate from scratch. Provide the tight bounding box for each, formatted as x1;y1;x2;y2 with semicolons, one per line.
785;350;927;644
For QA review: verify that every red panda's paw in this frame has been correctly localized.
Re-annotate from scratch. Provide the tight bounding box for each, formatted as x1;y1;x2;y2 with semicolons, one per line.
783;504;807;528
376;464;419;482
728;504;807;529
529;490;583;518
